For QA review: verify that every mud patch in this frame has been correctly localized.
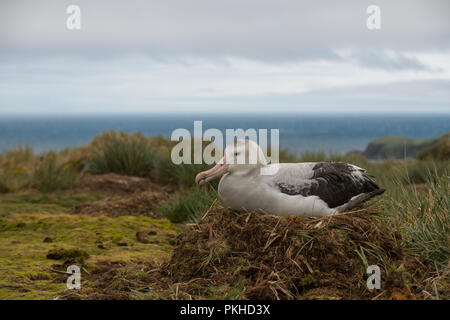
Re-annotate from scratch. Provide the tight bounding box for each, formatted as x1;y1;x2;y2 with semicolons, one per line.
69;191;165;218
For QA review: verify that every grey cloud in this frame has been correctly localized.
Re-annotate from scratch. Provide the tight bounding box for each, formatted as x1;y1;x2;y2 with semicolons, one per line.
0;0;449;114
0;0;449;64
347;50;440;71
314;79;450;99
190;79;450;113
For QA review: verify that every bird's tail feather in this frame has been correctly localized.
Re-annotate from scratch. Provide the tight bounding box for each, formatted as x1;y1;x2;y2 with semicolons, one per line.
338;189;385;212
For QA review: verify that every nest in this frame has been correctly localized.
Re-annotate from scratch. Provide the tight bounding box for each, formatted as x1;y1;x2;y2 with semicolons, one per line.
165;207;425;299
70;173;174;218
74;173;166;195
69;191;164;218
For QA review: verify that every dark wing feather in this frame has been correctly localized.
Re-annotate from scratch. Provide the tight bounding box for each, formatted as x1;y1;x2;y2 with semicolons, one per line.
276;162;381;208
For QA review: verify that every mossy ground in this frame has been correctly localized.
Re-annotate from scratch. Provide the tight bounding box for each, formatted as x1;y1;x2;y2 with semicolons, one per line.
0;191;179;300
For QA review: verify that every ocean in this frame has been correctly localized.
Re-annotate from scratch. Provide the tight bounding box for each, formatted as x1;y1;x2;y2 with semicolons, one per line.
0;114;449;155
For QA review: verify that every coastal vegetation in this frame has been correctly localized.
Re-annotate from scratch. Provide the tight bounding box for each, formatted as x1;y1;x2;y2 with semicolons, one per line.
0;131;448;299
360;130;450;160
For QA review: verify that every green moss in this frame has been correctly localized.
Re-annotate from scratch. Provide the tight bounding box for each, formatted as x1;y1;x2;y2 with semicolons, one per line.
0;191;104;214
0;210;179;299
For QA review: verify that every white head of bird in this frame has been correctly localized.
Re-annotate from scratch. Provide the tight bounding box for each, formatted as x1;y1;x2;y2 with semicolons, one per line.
195;139;268;186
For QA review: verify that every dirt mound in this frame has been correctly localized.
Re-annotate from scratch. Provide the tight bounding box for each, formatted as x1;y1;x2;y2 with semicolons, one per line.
74;173;165;195
70;191;164;218
165;208;426;299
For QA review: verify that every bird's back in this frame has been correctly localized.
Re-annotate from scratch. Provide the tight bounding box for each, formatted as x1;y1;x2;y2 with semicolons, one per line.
264;161;382;209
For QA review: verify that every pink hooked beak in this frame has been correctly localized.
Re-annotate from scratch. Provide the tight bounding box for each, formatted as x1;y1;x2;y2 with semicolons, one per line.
195;156;229;186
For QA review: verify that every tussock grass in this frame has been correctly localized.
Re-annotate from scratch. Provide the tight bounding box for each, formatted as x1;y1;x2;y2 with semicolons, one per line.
0;146;35;193
87;131;155;177
0;145;35;169
153;155;215;187
386;168;449;271
368;164;450;299
161;186;217;223
0;146;82;194
0;133;220;193
418;138;450;161
31;152;78;193
151;138;220;188
0;168;30;193
399;161;449;184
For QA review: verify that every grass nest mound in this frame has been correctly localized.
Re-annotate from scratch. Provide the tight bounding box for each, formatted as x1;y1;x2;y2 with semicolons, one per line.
165;208;427;299
60;207;430;300
74;173;166;195
69;191;164;218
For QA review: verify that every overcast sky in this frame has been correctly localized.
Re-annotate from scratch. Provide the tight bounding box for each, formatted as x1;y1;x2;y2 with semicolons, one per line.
0;0;449;114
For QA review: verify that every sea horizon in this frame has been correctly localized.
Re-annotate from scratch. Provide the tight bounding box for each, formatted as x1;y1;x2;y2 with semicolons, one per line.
1;113;449;155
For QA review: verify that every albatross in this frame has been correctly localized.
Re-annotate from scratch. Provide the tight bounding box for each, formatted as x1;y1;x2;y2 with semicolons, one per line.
195;139;384;216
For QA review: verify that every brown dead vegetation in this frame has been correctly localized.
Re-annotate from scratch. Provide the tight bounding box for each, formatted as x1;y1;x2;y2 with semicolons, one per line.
74;173;167;195
69;191;165;218
69;173;175;218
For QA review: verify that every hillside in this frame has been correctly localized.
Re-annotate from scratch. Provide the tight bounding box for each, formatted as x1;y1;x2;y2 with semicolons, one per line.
362;131;450;160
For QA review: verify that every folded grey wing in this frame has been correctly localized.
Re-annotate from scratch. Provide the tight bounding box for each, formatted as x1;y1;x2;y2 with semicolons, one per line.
274;162;381;208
